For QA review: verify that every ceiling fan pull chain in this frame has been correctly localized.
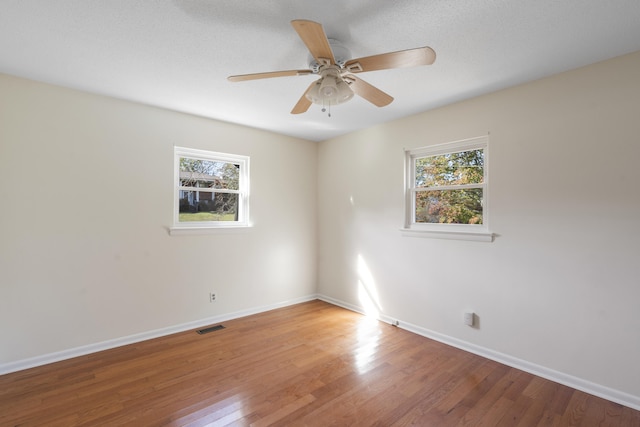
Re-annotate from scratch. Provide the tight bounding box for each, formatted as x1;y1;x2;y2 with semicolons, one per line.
321;102;331;117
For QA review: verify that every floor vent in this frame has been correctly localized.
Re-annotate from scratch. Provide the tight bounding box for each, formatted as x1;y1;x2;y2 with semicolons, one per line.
196;325;225;335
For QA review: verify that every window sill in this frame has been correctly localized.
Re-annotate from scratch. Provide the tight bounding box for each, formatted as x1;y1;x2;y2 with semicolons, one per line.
401;228;494;242
169;225;252;236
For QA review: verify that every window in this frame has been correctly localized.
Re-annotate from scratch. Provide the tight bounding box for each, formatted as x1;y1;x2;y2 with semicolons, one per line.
404;136;492;241
171;147;249;233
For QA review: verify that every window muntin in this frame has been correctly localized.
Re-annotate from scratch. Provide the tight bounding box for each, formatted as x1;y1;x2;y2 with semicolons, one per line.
406;136;488;231
173;147;249;229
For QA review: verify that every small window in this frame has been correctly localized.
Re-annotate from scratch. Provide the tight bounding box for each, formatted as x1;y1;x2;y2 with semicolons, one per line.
171;147;249;232
404;136;492;241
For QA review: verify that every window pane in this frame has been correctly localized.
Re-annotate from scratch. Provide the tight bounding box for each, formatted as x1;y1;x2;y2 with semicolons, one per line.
179;191;238;222
179;158;239;190
415;189;483;224
415;149;484;188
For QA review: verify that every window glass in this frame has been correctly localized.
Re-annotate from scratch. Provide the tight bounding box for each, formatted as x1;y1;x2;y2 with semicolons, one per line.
179;159;239;190
405;136;488;232
415;149;484;188
173;147;249;230
415;188;483;224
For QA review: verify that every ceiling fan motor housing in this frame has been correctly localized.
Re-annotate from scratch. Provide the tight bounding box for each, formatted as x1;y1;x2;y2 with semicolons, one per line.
308;39;351;72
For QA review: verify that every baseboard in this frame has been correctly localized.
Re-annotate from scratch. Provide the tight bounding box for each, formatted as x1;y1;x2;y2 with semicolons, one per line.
317;294;640;411
0;294;318;376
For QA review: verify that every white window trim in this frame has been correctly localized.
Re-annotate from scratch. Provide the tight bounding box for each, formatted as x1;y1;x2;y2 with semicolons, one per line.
402;135;494;242
170;146;250;235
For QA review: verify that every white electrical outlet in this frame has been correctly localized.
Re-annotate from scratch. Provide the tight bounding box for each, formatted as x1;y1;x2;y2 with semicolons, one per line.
209;292;216;302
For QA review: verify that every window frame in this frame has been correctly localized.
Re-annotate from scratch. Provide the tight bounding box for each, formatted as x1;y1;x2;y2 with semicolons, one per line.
403;136;493;242
170;146;250;234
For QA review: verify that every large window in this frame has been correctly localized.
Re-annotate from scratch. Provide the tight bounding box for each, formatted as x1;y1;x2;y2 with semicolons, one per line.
404;136;492;241
172;147;249;232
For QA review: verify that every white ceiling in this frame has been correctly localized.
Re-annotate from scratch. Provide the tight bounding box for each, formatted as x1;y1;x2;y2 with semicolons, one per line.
2;1;640;142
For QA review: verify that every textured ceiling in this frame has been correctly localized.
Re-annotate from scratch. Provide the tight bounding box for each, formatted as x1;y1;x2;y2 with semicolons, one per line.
2;1;640;142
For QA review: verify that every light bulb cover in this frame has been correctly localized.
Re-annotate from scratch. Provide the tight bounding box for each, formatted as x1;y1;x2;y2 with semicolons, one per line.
306;75;354;106
320;77;337;97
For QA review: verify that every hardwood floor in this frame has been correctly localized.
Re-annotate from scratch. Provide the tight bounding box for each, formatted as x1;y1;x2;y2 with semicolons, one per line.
1;300;639;426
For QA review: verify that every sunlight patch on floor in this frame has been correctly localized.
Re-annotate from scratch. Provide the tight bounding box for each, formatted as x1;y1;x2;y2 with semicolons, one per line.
354;317;381;374
185;394;245;427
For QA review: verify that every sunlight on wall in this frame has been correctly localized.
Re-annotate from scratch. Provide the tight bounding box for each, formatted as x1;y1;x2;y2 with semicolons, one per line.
357;254;382;318
355;254;384;373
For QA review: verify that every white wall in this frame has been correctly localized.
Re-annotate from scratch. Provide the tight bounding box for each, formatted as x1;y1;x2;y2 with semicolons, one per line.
317;51;640;401
0;74;317;366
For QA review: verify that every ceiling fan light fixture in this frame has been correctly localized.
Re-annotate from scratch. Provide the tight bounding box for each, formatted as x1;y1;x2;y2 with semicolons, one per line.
306;75;354;106
320;76;338;97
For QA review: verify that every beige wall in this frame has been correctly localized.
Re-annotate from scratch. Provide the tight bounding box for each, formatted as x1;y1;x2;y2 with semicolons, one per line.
1;51;639;406
0;74;317;365
317;51;640;400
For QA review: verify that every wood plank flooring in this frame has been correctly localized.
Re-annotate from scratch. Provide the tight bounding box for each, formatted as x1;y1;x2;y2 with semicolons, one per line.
1;300;639;426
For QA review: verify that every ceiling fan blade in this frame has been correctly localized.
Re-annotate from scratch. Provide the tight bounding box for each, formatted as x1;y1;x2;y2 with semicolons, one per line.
291;80;317;114
345;46;436;73
345;75;394;107
291;19;335;65
228;69;313;82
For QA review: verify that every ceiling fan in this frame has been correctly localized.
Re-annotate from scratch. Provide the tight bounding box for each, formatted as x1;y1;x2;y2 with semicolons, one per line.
228;19;436;115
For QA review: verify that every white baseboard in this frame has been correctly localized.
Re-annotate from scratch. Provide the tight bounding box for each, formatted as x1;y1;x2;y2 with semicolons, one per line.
0;294;318;376
317;294;640;411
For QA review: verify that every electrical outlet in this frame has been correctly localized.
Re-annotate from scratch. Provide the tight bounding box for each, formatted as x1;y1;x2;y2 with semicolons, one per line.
464;312;474;326
209;292;216;302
